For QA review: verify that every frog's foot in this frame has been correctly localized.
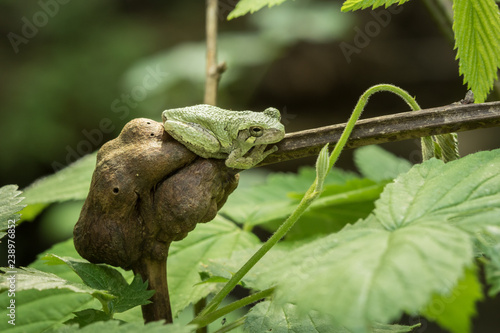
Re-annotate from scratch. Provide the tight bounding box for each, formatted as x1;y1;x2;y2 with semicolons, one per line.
226;145;278;169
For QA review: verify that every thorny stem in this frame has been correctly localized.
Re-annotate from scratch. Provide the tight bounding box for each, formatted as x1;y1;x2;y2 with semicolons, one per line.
327;84;420;171
192;84;421;329
212;317;246;333
191;288;275;328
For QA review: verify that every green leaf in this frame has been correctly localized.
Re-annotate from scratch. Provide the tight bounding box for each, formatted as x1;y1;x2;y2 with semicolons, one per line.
341;0;411;12
453;0;500;102
244;300;342;333
42;254;154;314
54;320;195;333
0;289;93;333
204;149;500;331
221;167;361;234
449;208;500;235
244;300;421;332
228;0;290;20
198;247;255;289
167;216;260;315
281;178;386;240
0;239;129;332
375;149;500;230
0;267;111;299
422;267;483;333
249;1;351;44
3;218;260;327
475;226;500;296
266;222;472;332
354;146;412;182
64;309;113;327
248;150;500;331
30;238;95;283
370;323;421;332
21;152;96;218
0;185;26;239
18;203;49;222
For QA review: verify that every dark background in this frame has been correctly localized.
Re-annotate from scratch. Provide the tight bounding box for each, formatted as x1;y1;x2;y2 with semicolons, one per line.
1;1;499;331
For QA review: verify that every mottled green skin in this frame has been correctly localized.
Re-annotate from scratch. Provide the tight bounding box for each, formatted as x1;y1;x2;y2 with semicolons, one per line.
162;104;285;169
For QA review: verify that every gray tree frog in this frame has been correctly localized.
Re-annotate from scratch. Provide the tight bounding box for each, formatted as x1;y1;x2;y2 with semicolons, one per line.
162;104;285;169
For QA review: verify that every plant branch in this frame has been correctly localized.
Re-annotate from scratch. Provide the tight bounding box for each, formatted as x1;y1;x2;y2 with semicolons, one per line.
191;288;274;328
258;101;500;167
133;257;172;323
204;0;225;106
196;187;315;319
212;317;246;333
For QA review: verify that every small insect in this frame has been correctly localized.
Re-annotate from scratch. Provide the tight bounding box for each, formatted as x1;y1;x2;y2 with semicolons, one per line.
221;317;226;325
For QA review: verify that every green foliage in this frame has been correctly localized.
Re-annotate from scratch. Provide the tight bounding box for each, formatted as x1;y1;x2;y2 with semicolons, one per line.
422;267;483;333
4;146;500;332
0;240;107;332
65;309;116;327
375;150;500;230
0;290;93;332
203;149;500;332
42;255;154;314
220;166;383;240
341;0;500;102
127;1;350;108
0;266;111;299
221;167;353;225
244;1;351;44
216;222;473;332
228;0;290;19
54;321;195;333
22;153;96;205
453;0;500;103
0;255;153;326
341;0;411;11
168;216;260;315
245;301;420;333
475;226;500;296
0;217;259;330
0;185;25;239
6;1;500;331
29;238;91;282
353;145;412;181
17;152;95;222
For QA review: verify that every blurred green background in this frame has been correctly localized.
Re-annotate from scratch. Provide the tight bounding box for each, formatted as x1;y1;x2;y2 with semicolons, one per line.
1;1;499;330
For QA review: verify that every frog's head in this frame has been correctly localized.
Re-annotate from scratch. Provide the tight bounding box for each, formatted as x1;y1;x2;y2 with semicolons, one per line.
237;107;285;146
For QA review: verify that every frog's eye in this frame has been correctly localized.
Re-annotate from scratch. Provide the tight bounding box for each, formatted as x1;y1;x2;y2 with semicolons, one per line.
249;126;264;137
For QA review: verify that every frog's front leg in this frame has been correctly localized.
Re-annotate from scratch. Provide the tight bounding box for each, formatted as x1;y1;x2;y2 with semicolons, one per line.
226;144;278;169
164;120;222;159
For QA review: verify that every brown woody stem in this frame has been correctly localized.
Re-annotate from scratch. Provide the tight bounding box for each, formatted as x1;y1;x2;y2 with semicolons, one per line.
259;101;500;167
133;255;173;323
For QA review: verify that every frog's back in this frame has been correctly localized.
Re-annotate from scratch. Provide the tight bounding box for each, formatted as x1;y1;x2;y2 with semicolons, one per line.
165;105;249;133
